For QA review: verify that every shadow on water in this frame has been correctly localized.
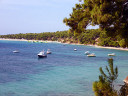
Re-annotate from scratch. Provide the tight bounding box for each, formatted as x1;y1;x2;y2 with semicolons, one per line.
38;57;47;60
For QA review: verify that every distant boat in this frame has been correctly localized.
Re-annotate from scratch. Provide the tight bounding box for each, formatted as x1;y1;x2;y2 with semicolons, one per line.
47;49;52;54
27;40;31;42
37;51;47;58
87;53;96;57
13;50;19;53
39;41;43;43
108;53;116;56
85;51;90;55
74;49;77;51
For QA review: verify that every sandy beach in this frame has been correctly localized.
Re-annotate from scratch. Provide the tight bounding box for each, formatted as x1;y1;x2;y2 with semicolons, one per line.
0;38;60;43
93;45;128;51
0;38;128;51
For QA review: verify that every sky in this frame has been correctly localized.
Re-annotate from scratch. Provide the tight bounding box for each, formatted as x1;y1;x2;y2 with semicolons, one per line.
0;0;98;35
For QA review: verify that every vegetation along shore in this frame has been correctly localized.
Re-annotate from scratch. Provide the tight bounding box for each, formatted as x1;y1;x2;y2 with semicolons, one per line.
0;0;128;96
0;29;128;51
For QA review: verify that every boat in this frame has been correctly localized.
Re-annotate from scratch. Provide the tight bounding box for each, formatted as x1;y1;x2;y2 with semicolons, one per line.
47;49;52;54
39;41;43;43
74;49;77;51
13;50;19;53
37;51;47;58
108;53;116;56
87;53;96;57
85;51;90;55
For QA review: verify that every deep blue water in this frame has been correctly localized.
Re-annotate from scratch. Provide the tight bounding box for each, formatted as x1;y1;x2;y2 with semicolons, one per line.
0;40;128;96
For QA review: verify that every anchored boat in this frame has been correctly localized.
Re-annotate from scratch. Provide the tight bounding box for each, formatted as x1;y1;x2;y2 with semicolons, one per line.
37;51;47;58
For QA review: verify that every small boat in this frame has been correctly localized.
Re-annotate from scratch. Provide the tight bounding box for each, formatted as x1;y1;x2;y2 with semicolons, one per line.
85;51;90;55
37;51;47;58
13;50;19;53
108;53;116;56
74;49;77;51
87;53;96;57
47;49;52;54
39;41;43;43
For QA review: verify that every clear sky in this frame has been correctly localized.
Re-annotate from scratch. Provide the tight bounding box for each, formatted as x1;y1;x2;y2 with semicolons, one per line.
0;0;98;35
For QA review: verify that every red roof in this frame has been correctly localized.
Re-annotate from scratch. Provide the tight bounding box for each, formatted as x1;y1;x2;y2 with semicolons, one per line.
123;76;128;84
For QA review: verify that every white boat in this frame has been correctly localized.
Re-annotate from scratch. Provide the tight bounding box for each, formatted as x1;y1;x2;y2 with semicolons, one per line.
87;53;96;57
85;51;90;55
47;49;52;54
13;50;19;53
108;53;116;56
74;49;77;51
37;51;47;58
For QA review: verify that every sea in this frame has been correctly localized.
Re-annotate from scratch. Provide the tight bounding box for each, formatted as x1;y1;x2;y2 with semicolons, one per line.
0;40;128;96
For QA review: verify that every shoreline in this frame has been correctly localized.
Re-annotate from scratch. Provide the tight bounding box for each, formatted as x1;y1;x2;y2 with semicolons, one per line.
0;38;60;43
93;45;128;51
0;38;128;51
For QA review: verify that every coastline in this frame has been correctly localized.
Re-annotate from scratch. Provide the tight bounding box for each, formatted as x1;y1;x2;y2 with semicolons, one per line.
0;38;128;51
93;45;128;51
0;38;60;43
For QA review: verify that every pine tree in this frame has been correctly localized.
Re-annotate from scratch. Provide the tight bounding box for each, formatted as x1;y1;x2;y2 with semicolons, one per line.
63;0;128;47
92;58;118;96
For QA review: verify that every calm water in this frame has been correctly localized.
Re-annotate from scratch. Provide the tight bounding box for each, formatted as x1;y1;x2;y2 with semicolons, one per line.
0;40;128;96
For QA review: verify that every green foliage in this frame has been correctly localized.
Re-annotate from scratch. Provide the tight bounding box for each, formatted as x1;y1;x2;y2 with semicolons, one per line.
0;31;70;41
98;31;119;47
119;39;126;48
0;29;125;48
78;29;100;44
63;2;91;36
63;0;128;47
101;59;118;84
93;58;118;96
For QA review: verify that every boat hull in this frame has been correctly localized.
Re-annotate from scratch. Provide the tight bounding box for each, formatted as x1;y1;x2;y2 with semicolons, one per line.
47;52;51;54
13;51;19;53
108;53;115;56
87;54;96;57
87;55;96;57
38;55;47;58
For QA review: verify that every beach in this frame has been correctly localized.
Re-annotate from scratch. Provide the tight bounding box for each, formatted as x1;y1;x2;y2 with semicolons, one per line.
0;38;128;51
93;45;128;51
0;38;60;43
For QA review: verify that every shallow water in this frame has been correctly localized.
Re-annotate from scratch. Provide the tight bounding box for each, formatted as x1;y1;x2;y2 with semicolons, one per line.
0;40;128;96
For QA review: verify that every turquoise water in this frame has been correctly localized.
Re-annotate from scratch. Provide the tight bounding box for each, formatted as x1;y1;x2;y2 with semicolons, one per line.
0;40;128;96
